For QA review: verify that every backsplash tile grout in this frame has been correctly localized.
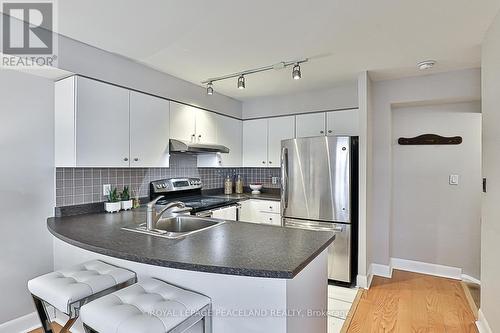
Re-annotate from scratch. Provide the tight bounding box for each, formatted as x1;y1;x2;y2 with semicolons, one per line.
56;155;280;207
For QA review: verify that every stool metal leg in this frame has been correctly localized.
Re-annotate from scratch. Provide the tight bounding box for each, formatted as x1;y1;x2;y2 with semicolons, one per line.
31;295;54;333
83;323;98;333
203;304;212;333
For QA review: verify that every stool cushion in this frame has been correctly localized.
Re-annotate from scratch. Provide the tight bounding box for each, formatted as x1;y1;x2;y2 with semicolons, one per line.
28;260;136;314
81;278;210;333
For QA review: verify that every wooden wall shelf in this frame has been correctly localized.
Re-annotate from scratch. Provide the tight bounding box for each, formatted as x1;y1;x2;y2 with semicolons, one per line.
398;134;462;145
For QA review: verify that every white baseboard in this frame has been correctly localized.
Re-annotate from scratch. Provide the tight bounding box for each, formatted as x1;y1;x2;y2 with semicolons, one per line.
371;263;392;278
390;258;462;280
368;258;475;284
461;274;481;285
356;274;369;289
0;312;40;333
476;309;493;333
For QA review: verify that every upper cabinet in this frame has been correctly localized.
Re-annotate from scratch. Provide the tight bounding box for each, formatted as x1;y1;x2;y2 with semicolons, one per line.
243;119;268;167
197;114;242;167
268;116;295;166
169;102;196;142
326;109;359;136
295;109;359;138
296;112;326;138
129;91;170;167
55;76;171;167
242;116;295;167
170;102;217;144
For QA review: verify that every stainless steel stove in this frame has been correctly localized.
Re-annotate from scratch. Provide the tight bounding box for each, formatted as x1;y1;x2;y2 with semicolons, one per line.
149;178;239;215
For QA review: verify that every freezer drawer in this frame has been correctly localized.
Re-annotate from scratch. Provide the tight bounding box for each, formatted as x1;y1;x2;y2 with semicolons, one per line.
284;218;351;283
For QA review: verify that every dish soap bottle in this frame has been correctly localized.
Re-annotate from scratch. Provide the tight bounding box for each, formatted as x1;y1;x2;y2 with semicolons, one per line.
224;175;233;195
235;174;244;194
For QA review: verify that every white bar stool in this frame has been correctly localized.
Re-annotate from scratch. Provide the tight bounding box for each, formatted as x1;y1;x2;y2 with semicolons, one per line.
28;260;137;333
81;278;212;333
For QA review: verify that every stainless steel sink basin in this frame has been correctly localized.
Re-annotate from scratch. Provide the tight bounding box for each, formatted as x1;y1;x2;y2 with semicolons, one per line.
122;215;225;239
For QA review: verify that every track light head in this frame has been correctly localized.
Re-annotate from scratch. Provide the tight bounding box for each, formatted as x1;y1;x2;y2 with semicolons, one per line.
292;63;301;80
206;82;213;95
237;75;245;89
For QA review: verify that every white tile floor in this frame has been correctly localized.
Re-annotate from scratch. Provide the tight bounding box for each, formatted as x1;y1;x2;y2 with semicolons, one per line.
327;285;358;333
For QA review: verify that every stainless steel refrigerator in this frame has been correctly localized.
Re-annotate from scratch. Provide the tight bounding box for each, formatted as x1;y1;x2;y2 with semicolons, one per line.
281;136;358;284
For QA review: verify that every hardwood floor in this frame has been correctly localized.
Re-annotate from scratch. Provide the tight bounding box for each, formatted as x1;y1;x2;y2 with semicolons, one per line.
29;322;63;333
346;270;478;333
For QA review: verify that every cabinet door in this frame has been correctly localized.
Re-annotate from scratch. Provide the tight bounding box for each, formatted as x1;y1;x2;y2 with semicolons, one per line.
170;101;196;142
217;115;242;167
243;119;268;167
212;206;237;221
195;109;217;143
326;109;359;136
76;77;130;167
268;116;295;166
130;91;170;167
238;200;259;223
295;112;326;138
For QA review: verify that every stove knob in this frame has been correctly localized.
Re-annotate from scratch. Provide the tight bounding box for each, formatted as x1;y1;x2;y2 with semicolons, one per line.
162;184;166;188
156;184;161;189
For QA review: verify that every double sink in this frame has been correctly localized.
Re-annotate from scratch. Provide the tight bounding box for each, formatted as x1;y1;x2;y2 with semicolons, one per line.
123;215;225;239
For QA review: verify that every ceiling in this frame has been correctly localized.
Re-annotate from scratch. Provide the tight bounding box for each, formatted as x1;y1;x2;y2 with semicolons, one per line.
55;0;500;101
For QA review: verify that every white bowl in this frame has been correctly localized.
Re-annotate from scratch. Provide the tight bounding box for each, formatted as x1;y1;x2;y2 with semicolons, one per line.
249;184;263;194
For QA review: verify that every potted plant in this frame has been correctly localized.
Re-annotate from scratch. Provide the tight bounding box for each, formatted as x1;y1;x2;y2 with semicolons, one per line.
105;187;121;213
120;186;133;210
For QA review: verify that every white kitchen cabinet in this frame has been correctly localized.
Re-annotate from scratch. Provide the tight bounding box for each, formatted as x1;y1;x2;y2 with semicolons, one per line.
169;102;196;142
238;200;281;226
267;116;295;166
211;205;237;220
170;101;218;144
76;77;130;167
242;117;294;167
243;119;268;167
295;112;326;138
129;91;170;167
195;109;217;143
197;114;242;167
326;109;359;136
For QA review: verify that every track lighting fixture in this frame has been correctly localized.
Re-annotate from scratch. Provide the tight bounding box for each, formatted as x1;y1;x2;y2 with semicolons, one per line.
292;63;301;80
237;75;245;89
206;82;213;95
201;58;308;92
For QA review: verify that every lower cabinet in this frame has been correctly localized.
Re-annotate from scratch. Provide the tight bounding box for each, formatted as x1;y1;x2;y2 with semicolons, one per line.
238;200;281;226
211;206;237;220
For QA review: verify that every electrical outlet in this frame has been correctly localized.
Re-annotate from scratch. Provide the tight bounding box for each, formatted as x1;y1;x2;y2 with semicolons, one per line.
103;184;111;196
272;177;279;185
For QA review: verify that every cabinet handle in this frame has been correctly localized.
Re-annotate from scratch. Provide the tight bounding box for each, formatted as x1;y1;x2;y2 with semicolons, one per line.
262;161;266;164
269;161;272;164
134;158;139;162
328;130;332;134
123;157;129;162
269;206;273;209
320;130;324;134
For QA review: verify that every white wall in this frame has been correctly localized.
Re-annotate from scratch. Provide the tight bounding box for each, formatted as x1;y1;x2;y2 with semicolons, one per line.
0;70;55;324
55;34;242;119
391;102;481;278
480;10;500;332
242;82;358;119
369;69;481;269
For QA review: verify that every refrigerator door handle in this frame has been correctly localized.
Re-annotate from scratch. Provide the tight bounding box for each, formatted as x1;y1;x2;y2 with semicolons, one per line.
281;147;289;213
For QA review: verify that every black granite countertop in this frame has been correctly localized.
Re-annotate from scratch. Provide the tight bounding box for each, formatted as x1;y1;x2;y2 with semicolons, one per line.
47;208;334;279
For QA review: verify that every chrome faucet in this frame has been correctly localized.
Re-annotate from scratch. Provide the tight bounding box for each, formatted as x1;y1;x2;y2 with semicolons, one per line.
146;196;192;231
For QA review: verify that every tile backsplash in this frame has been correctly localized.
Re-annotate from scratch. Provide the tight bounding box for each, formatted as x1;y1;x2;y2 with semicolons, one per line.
56;154;280;207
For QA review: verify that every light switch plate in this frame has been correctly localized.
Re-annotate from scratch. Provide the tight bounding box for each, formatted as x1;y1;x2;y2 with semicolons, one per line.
449;175;459;185
103;184;111;195
272;177;279;185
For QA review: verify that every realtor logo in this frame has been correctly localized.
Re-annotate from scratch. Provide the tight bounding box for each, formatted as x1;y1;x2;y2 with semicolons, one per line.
1;0;57;67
